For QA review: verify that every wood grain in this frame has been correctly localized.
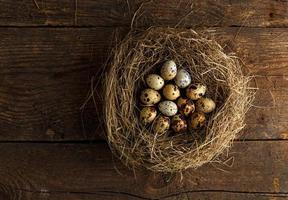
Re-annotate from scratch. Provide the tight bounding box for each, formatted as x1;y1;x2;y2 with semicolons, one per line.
5;190;288;200
78;0;288;28
0;28;114;141
0;0;74;26
212;27;288;76
0;27;287;141
1;0;288;27
243;75;288;140
0;142;287;199
0;1;286;199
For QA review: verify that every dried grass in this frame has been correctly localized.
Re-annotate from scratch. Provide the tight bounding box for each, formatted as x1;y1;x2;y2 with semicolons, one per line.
104;27;254;172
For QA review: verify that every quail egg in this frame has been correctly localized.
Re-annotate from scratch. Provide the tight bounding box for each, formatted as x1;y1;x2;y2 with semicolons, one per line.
186;83;207;100
188;112;206;129
139;107;157;124
171;114;187;133
140;89;161;105
174;69;191;88
162;84;180;100
179;100;195;117
196;97;216;113
158;100;178;117
160;60;177;80
153;115;170;134
145;74;165;90
177;97;189;108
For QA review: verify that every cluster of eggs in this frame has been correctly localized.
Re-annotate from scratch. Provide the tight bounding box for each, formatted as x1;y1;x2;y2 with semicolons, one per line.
139;60;216;135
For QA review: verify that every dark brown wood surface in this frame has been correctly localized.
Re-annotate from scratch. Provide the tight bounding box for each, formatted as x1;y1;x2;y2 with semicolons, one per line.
0;1;287;199
0;142;287;199
1;0;288;27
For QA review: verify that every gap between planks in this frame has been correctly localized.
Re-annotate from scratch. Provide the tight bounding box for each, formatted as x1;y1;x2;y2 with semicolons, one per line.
0;25;287;29
0;139;286;144
3;187;288;200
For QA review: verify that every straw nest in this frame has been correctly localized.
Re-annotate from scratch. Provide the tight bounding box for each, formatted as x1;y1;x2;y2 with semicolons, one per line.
104;27;254;172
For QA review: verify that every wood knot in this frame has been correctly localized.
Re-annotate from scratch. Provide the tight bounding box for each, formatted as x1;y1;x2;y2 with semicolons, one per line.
269;12;274;18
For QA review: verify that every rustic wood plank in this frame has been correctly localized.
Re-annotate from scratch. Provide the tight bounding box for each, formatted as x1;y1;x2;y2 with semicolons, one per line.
212;27;288;76
77;0;288;28
0;28;114;141
243;75;288;140
7;191;288;200
0;27;287;141
0;142;287;199
1;0;288;27
0;0;74;26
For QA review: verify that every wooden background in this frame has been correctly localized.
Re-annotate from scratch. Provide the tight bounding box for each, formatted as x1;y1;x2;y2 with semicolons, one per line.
0;0;287;199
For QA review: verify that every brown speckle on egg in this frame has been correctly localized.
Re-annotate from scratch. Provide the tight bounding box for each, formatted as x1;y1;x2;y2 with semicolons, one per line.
145;74;165;90
178;98;195;117
171;114;187;133
160;60;177;80
186;83;207;100
140;89;161;105
196;97;216;113
140;106;157;124
188;112;206;130
153;115;170;134
163;84;180;101
158;100;178;116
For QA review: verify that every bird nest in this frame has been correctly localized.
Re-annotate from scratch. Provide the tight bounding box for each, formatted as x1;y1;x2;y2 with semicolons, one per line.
104;27;254;172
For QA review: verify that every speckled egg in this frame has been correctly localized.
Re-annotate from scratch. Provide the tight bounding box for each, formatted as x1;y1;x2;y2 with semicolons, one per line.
179;100;195;117
174;69;191;88
188;112;206;129
177;97;189;108
153;115;170;134
140;89;161;105
171;114;187;133
196;97;216;113
160;60;177;80
162;84;180;100
158;100;178;116
186;83;207;100
145;74;164;90
139;107;157;124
